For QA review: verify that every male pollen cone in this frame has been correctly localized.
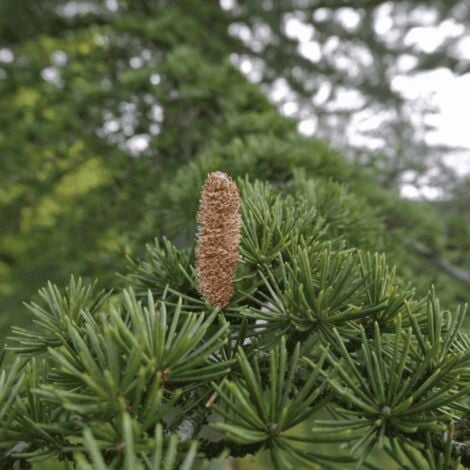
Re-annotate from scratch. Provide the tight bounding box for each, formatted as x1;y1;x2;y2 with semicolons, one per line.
196;171;241;308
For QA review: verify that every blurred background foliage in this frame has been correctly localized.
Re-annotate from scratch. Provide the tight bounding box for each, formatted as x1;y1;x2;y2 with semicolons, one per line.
0;0;469;346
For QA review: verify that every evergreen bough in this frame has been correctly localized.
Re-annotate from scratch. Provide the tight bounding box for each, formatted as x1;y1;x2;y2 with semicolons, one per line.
1;176;469;469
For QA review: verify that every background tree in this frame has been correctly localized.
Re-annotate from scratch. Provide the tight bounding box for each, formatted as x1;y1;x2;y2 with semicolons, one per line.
1;0;469;338
223;0;470;187
1;1;470;468
1;172;470;468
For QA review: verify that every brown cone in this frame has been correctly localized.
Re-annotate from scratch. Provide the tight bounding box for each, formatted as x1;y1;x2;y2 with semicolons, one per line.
196;171;241;308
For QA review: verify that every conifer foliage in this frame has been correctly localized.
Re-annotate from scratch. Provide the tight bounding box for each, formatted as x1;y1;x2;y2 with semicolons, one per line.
1;1;469;468
1;175;469;469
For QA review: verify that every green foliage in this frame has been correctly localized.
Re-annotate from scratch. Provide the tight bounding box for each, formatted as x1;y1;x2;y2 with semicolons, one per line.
74;421;202;470
1;0;469;340
1;179;469;468
125;239;196;307
1;1;470;468
212;339;354;469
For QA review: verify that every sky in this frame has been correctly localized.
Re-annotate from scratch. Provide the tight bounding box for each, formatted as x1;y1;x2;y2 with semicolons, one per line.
289;9;470;194
393;69;470;198
228;3;470;199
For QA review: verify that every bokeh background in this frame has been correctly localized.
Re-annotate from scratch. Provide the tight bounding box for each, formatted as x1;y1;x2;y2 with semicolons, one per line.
0;3;469;467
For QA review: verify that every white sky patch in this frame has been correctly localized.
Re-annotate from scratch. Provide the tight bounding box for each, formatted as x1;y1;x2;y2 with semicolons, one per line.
396;54;418;73
425;74;470;150
106;0;118;12
150;73;161;86
443;152;470;177
348;132;385;151
400;184;443;200
351;44;374;68
219;0;235;11
281;101;299;117
0;48;14;63
312;82;331;105
323;36;340;56
150;104;164;122
230;54;263;83
456;36;470;59
126;134;150;156
149;123;161;135
104;119;119;133
335;8;361;32
228;23;252;44
404;19;465;53
283;9;470;186
299;41;321;62
313;8;331;22
57;1;99;17
268;77;294;103
41;67;63;87
384;67;470;186
392;69;470;151
284;16;313;42
130;56;144;69
298;118;317;136
408;6;438;26
374;3;393;35
51;50;68;66
239;58;253;75
298;41;321;62
329;88;366;111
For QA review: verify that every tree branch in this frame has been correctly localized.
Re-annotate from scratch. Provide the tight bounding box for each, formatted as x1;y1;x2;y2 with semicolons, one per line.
425;418;470;467
400;236;470;286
